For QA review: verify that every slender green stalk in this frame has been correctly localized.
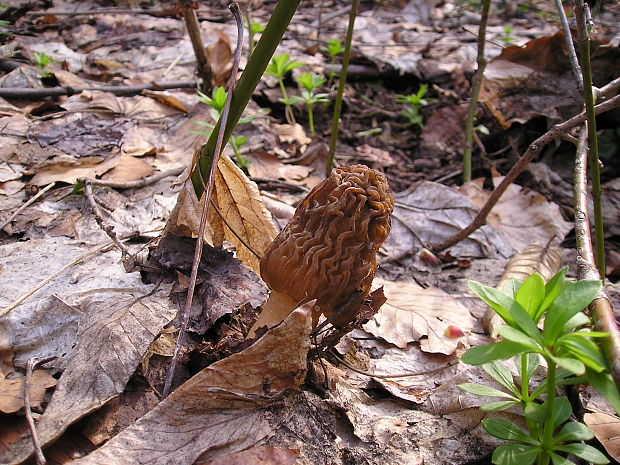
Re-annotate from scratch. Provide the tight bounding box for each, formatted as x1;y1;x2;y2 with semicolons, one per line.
308;104;315;136
279;79;296;124
326;0;358;176
462;0;491;182
191;0;301;197
574;0;605;277
540;360;556;465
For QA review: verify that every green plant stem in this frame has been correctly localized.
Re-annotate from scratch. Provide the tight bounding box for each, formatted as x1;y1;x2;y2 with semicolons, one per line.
326;0;358;176
308;104;315;136
574;0;605;277
540;360;556;465
279;78;296;124
462;0;491;183
521;355;529;401
190;0;301;197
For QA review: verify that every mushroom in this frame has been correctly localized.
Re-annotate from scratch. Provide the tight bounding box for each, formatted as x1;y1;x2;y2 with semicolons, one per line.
249;164;394;337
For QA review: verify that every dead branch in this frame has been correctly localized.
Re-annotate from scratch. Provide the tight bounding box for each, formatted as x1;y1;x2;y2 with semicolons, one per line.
432;93;620;253
0;81;197;100
179;0;213;92
80;167;184;190
24;356;58;465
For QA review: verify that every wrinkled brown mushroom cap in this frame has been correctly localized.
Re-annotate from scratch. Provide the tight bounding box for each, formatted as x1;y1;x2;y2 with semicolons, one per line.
260;164;393;324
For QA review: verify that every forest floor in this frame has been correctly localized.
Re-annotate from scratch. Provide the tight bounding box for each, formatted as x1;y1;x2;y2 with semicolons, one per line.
0;0;620;464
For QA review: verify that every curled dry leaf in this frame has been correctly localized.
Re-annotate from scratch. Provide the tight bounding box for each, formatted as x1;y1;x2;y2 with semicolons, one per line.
2;287;175;465
69;305;313;465
363;278;474;355
584;411;620;461
0;370;57;414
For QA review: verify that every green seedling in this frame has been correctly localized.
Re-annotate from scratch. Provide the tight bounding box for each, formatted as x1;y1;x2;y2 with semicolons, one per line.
283;72;329;136
33;51;54;77
247;19;265;55
194;87;257;171
499;25;517;46
264;53;304;124
357;127;383;137
395;84;436;129
322;38;344;86
458;270;618;465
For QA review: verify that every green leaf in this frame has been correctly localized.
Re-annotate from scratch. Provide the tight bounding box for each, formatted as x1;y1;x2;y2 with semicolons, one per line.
500;278;521;298
543;280;602;345
553;421;594;444
524;401;549;423
484;361;520;396
492;443;539;465
556;334;607;372
562;312;591;331
515;273;545;319
555;443;609;464
552;396;572;429
482;418;538;444
585;370;620;416
550;355;586;376
549;452;574;465
461;341;531;365
538;268;568;320
468;281;541;342
480;400;520;412
457;383;518;399
496;326;540;352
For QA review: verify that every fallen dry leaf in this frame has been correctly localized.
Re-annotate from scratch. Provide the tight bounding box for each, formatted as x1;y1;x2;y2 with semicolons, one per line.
460;176;572;252
141;90;189;114
141;327;177;375
29;152;120;186
0;370;57;414
68;305;313;465
100;152;154;183
248;151;313;184
274;123;311;146
584;411;620;461
195;446;299;465
363;279;474;355
205;29;232;87
2;287;175;465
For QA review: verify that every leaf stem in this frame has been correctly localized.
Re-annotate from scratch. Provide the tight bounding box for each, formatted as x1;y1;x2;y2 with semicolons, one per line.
540;360;556;465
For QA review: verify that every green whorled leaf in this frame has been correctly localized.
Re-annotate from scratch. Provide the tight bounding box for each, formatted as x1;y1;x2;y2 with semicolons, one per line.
556;335;607;373
538;268;568;320
585;370;620;416
553;397;573;429
515;273;545;319
555;443;610;464
457;383;518;400
496;326;540;351
563;312;591;332
468;281;541;342
524;401;549;423
484;361;520;396
492;443;539;465
550;452;574;465
572;330;609;338
550;355;586;376
461;341;531;366
480;400;520;412
516;353;540;389
543;280;602;346
553;421;594;444
500;278;522;298
482;418;538;444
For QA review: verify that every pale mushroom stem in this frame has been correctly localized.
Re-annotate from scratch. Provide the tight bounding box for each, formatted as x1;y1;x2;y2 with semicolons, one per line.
248;290;299;338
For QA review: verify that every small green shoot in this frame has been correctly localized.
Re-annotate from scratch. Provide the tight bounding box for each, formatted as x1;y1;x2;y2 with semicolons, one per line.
499;25;517;47
33;51;54;77
395;84;436;129
193;87;257;170
264;53;304;124
458;271;617;465
357;127;383;137
247;19;265;54
284;72;329;137
322;38;345;86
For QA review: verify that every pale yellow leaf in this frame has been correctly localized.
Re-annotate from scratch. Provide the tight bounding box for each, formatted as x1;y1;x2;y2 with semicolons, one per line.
0;370;57;414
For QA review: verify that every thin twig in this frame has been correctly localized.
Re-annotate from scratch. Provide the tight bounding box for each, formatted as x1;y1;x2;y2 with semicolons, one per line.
432;93;620;252
0;182;55;232
24;356;58;465
180;0;213;91
79;167;184;190
0;238;127;318
83;180;131;265
162;2;243;398
0;81;196;100
553;0;583;92
330;348;458;379
26;8;176;16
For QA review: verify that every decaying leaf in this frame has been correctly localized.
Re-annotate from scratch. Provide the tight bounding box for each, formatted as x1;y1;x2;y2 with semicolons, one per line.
483;242;562;336
584;411;620;461
195;446;299;465
68;305;313;465
0;370;57;414
364;279;474;355
205;29;232;87
247;151;313;185
274;123;311;146
460;175;572;252
2;287;175;465
29;152;120;186
141;327;177;375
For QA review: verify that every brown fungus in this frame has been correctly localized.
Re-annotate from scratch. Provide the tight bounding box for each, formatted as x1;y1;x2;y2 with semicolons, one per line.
249;164;394;336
